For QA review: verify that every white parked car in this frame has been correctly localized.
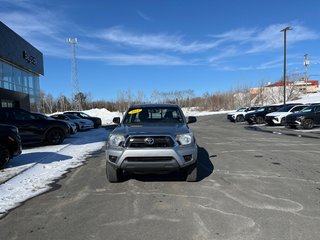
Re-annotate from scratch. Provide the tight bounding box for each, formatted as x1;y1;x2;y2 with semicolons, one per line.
51;114;94;131
227;106;259;122
265;104;306;125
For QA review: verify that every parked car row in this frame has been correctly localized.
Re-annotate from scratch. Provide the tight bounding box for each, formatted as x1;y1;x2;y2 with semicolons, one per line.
227;103;320;129
227;106;260;122
0;107;102;168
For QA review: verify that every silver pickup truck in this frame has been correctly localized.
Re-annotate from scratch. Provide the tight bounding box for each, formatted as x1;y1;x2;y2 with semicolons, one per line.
105;104;198;182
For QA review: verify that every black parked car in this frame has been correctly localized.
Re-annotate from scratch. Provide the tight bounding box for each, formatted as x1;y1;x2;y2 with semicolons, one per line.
33;112;78;134
244;104;285;124
0;124;22;168
0;108;70;145
63;111;102;128
285;104;320;129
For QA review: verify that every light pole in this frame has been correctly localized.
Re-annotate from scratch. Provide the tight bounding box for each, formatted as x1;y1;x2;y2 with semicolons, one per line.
280;26;292;104
304;53;310;94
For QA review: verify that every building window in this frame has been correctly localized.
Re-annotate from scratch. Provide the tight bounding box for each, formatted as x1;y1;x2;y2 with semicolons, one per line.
0;60;40;110
1;99;14;108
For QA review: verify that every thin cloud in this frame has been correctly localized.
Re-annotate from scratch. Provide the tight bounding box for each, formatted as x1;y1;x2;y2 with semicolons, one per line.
210;28;256;42
247;23;319;53
256;57;284;70
208;47;240;63
79;53;192;66
137;10;152;22
97;27;220;53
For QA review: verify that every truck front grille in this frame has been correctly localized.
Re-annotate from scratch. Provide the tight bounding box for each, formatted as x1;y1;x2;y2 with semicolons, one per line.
125;157;173;162
126;136;174;148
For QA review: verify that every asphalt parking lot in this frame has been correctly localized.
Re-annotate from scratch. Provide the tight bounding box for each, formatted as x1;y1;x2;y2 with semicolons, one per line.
1;114;320;240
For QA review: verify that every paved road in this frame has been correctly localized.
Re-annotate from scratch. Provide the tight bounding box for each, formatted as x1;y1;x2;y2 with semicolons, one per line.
1;114;320;240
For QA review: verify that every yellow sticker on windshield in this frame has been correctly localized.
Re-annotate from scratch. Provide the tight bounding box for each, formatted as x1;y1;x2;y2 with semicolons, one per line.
128;109;142;115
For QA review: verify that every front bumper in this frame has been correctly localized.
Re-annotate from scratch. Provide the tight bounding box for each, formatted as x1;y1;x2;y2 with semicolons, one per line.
106;144;198;173
286;119;303;127
245;115;255;123
79;124;94;130
265;116;281;125
8;135;22;157
227;114;235;121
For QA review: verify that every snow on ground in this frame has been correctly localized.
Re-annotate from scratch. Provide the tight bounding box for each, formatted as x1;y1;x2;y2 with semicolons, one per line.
1;92;319;218
290;92;320;104
0;128;110;217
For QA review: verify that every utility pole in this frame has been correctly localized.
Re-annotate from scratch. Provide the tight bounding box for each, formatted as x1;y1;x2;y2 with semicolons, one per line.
280;26;292;104
304;54;310;94
67;37;82;111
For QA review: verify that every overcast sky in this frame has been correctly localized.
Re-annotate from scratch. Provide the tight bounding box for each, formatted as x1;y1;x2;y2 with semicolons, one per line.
1;0;320;100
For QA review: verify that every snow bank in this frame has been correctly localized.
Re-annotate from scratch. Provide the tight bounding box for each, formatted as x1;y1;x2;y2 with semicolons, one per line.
83;108;123;125
289;92;320;104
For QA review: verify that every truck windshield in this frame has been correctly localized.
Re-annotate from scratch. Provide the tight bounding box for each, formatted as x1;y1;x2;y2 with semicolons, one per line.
123;107;184;124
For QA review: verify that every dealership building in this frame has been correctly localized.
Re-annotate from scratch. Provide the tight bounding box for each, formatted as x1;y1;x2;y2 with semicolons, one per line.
0;21;44;111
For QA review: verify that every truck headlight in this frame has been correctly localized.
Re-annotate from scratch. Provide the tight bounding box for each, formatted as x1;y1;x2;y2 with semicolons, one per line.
109;134;125;147
176;133;193;145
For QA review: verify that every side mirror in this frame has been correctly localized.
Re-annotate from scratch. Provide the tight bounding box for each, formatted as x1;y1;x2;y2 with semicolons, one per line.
113;117;121;124
187;116;197;124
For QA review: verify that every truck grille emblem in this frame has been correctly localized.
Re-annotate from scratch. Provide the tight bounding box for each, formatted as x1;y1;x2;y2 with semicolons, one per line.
144;137;154;145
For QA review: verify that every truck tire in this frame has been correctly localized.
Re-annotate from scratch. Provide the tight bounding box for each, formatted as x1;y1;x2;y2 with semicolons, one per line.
106;162;121;183
185;163;197;182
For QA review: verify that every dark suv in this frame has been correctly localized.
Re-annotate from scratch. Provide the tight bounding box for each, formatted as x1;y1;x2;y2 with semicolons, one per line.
0;124;22;168
285;104;320;129
244;104;285;124
0;108;69;145
106;104;198;182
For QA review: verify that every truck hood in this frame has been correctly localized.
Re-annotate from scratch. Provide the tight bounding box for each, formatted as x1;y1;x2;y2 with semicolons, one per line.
111;123;190;137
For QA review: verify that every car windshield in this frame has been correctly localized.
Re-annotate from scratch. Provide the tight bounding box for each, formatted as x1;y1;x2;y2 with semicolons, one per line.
80;113;90;117
256;107;265;112
123;107;184;124
33;113;54;120
236;108;247;112
301;106;314;113
276;105;295;112
65;114;81;119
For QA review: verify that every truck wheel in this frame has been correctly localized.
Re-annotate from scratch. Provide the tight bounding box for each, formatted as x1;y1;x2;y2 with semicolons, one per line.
303;119;314;129
185;163;197;182
0;145;10;169
46;128;64;145
106;162;121;183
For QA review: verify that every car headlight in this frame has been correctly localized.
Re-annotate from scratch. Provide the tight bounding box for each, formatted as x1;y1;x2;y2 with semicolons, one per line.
297;116;305;121
10;126;19;134
176;133;193;145
108;134;125;147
